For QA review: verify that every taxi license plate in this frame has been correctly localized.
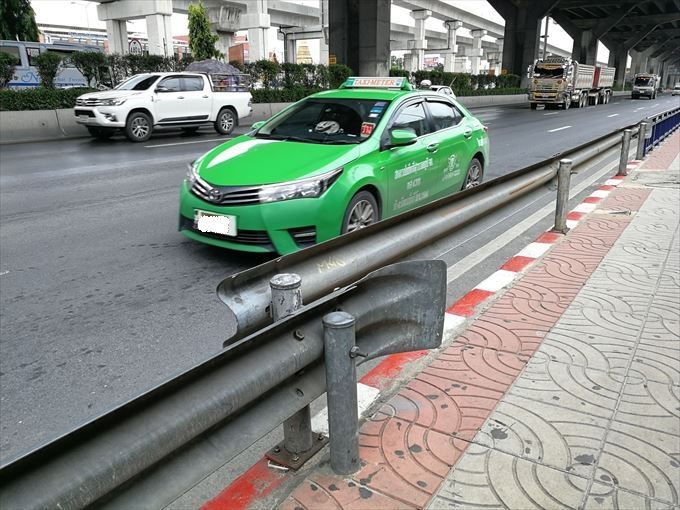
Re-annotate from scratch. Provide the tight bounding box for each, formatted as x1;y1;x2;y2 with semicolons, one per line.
194;210;237;237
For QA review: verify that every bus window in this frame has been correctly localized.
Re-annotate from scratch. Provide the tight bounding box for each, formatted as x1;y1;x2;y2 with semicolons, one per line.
48;49;76;66
0;45;21;61
26;46;41;66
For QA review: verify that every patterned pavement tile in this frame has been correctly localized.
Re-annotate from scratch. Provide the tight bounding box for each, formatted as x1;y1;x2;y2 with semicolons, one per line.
600;187;652;213
569;216;632;242
615;378;680;435
639;314;680;351
280;472;411;510
535;307;642;372
472;395;609;477
506;357;624;418
357;416;468;508
584;481;679;510
629;343;680;385
454;315;547;357
428;442;587;510
598;421;680;505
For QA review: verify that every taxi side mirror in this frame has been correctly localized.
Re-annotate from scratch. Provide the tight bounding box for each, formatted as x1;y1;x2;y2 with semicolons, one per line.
389;129;418;147
251;120;266;130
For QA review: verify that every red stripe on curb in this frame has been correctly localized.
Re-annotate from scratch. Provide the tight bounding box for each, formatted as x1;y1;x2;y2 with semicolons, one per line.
567;211;584;221
360;350;429;389
201;458;288;510
599;185;615;191
446;288;494;317
610;175;625;180
535;231;562;244
583;197;601;204
501;256;535;272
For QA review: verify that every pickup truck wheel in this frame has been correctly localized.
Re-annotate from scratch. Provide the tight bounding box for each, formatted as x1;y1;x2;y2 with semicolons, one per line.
530;103;538;110
87;127;114;140
215;108;235;135
125;112;152;142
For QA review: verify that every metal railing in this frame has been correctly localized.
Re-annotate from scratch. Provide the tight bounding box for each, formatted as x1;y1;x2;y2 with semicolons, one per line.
641;105;680;156
0;119;655;509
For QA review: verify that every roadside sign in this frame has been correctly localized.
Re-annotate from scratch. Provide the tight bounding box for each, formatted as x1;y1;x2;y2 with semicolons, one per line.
329;54;337;65
501;68;508;75
129;39;143;55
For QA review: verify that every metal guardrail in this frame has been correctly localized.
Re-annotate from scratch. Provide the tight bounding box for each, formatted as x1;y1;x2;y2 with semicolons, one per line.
0;118;653;509
643;105;680;155
0;260;446;510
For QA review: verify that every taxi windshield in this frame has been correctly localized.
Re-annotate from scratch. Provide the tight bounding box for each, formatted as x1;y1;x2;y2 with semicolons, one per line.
533;65;564;78
254;98;391;144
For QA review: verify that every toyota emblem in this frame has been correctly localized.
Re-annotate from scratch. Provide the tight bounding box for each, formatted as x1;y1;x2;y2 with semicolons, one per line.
209;189;222;201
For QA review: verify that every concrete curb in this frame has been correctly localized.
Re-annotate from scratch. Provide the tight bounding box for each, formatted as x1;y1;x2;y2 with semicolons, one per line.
0;95;528;145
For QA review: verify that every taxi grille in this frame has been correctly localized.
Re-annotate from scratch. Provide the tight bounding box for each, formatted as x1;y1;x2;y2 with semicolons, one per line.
179;216;272;247
190;179;262;206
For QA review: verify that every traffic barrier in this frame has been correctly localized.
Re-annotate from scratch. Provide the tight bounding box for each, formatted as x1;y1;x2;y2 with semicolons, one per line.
552;159;573;233
642;105;680;156
0;260;446;510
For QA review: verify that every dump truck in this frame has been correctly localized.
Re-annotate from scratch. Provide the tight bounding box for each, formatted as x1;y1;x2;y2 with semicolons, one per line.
528;55;615;110
631;73;660;99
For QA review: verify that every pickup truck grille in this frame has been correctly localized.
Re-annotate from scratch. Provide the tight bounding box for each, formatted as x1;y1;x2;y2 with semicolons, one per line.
190;179;262;206
75;98;105;106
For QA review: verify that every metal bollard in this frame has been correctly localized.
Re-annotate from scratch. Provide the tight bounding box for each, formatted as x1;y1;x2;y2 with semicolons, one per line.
265;274;326;469
636;121;648;160
323;311;360;475
617;129;633;176
552;159;572;234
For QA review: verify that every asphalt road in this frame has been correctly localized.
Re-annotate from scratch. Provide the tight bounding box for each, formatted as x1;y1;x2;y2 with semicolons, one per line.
1;94;678;464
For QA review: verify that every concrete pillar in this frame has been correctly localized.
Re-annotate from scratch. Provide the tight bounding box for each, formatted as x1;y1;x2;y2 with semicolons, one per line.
470;29;487;74
608;47;629;87
497;1;543;87
146;14;173;56
495;37;504;75
241;0;270;61
403;53;413;72
105;19;128;55
408;9;431;72
320;0;329;65
572;29;598;64
284;36;296;63
442;20;462;72
454;55;468;73
207;4;240;59
215;33;234;57
329;0;391;76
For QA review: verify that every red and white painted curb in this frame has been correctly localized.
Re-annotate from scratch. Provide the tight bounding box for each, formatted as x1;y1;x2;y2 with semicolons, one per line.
201;172;631;510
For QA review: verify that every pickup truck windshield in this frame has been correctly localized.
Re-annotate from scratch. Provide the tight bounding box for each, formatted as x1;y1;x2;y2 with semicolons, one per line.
634;77;653;86
115;75;160;91
533;65;565;78
254;99;391;144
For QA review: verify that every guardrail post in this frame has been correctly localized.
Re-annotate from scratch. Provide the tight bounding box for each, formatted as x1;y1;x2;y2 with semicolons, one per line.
636;121;648;160
265;273;326;469
552;159;572;234
323;311;360;475
618;129;633;176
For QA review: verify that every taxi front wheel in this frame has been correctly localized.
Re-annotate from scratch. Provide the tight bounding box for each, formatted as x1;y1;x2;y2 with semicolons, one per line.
341;191;379;234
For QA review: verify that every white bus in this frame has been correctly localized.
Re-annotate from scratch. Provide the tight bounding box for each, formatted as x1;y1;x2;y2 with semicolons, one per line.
0;40;100;88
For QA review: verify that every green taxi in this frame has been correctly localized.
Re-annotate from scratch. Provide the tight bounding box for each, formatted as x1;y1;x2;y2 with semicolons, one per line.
179;76;489;254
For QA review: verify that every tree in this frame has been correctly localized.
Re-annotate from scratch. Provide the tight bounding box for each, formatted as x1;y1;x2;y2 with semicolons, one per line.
69;51;106;87
0;0;39;41
33;51;62;88
0;51;18;87
188;2;221;60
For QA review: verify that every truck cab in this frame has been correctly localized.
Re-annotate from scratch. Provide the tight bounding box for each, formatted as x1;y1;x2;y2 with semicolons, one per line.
632;74;659;100
75;72;252;142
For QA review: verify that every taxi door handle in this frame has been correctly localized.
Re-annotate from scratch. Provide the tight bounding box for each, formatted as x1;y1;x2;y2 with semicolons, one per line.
177;96;185;99
427;143;439;153
463;128;473;138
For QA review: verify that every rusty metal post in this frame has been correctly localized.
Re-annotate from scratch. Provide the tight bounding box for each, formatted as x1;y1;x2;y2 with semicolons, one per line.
553;159;572;234
618;129;633;176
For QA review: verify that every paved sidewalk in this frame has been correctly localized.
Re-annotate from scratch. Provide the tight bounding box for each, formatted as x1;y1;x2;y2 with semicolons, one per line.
275;135;680;509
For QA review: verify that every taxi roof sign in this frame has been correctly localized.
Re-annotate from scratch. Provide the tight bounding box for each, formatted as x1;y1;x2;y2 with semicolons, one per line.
341;76;413;90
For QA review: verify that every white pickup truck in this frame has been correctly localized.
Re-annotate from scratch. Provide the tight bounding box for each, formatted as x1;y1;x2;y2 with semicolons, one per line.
74;72;252;142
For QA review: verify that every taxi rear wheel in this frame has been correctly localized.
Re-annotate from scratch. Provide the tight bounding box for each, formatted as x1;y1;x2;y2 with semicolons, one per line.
463;158;483;189
341;191;379;234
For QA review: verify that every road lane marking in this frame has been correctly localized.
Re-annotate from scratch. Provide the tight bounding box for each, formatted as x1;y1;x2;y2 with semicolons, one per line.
544;112;559;116
548;125;571;132
607;114;620;117
0;270;9;276
144;138;231;148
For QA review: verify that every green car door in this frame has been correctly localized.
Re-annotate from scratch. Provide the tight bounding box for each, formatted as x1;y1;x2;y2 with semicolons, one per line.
378;100;439;216
424;99;477;195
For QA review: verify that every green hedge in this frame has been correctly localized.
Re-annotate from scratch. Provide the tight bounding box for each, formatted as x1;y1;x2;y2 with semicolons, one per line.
251;86;323;103
0;87;95;111
459;87;526;96
390;68;523;96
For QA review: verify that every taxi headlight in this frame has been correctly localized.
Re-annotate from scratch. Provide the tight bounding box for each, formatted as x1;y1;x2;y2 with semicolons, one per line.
259;168;343;203
186;161;199;186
